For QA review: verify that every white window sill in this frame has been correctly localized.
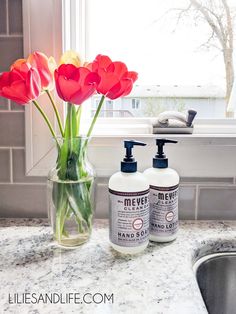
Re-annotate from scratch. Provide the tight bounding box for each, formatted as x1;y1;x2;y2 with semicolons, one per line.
90;133;236;144
26;132;236;178
80;117;236;136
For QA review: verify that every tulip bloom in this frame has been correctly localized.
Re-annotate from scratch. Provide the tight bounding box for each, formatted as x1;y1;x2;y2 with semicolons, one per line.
60;50;83;67
54;64;100;105
88;54;138;100
12;51;56;90
0;62;41;105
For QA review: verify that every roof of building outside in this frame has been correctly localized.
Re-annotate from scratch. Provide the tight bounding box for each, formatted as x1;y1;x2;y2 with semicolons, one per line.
126;85;225;98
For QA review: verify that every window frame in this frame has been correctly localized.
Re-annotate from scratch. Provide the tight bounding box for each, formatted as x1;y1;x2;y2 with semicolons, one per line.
68;0;236;135
23;0;236;179
23;0;63;175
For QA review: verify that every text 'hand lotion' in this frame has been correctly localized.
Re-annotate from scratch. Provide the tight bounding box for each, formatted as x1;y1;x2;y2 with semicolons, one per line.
144;139;179;243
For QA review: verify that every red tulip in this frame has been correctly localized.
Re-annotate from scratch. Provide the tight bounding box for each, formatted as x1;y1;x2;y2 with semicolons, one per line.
12;51;56;90
88;54;138;100
0;61;41;105
54;64;100;105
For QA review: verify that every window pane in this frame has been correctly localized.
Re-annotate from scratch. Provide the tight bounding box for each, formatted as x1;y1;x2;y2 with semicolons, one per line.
86;0;236;118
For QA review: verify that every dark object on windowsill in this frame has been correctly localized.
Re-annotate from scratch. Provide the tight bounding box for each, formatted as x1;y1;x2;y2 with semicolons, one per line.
153;109;197;134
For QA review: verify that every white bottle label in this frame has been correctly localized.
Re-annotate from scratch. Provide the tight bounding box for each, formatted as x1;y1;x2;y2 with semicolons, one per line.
109;189;149;247
149;184;179;237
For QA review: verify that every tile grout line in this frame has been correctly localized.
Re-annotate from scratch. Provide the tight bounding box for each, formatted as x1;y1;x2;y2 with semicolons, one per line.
0;111;24;113
0;147;25;150
0;34;23;38
0;182;46;186
6;0;9;35
9;148;13;183
195;185;199;220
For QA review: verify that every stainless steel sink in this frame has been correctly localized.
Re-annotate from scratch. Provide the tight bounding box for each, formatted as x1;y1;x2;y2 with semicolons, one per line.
194;253;236;314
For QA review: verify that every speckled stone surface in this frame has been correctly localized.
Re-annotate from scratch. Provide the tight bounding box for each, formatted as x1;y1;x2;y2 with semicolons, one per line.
1;219;236;314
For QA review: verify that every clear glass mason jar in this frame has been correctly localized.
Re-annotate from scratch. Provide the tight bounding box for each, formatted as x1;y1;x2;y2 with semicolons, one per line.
47;137;95;247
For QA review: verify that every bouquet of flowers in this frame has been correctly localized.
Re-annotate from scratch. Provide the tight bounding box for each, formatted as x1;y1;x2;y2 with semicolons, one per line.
0;51;138;246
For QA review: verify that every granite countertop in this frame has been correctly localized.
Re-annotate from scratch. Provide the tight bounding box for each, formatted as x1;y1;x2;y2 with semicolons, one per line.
1;219;236;314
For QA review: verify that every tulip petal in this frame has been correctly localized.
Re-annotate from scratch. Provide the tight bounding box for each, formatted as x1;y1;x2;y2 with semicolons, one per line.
28;51;54;89
94;54;112;69
70;67;91;83
120;79;134;96
97;69;119;95
84;72;100;86
123;71;138;83
106;78;133;100
10;59;27;71
56;75;81;102
0;72;10;91
54;70;64;100
70;85;96;105
2;81;30;104
105;81;122;100
10;68;28;81
85;62;93;71
26;68;41;100
60;50;83;67
57;64;78;79
108;62;127;79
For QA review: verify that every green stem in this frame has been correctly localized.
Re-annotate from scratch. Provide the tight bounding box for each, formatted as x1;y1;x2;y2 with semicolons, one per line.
76;106;82;136
67;102;73;153
67;102;73;138
32;100;58;145
86;95;105;138
46;90;64;137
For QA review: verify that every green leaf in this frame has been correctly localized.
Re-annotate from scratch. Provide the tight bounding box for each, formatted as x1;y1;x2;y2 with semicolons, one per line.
66;180;93;228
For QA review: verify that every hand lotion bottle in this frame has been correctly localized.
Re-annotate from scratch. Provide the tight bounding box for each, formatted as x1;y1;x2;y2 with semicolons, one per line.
109;140;149;254
144;139;179;243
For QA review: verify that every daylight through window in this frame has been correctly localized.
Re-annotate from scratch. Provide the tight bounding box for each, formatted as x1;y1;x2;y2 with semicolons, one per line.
85;0;236;119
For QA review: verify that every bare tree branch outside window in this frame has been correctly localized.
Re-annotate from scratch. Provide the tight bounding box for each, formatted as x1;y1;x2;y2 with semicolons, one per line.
172;0;235;117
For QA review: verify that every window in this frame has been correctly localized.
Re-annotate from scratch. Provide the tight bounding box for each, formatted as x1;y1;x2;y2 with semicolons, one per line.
23;0;236;179
91;99;114;117
132;99;140;110
77;0;236;119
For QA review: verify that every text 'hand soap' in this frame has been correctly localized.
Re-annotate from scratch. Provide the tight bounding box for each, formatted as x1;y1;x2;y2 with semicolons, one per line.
109;140;149;254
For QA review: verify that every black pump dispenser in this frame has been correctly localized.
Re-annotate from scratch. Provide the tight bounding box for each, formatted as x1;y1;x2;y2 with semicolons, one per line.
121;140;146;173
153;139;177;169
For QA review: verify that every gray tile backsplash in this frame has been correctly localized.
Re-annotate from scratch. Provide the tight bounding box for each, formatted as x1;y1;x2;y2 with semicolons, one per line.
180;177;235;184
0;97;9;110
95;181;196;219
0;184;47;218
0;112;24;146
94;181;236;220
0;149;11;182
179;186;196;220
12;149;47;183
95;183;109;218
0;0;7;34
0;0;236;220
8;0;23;34
198;187;236;220
0;37;23;72
10;101;25;111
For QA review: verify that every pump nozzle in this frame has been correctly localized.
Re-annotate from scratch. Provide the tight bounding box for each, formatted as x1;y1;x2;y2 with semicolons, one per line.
154;138;177;168
121;140;146;172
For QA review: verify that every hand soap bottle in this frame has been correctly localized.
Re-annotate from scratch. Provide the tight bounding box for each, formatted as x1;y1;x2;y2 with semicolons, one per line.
144;139;179;242
109;140;149;254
